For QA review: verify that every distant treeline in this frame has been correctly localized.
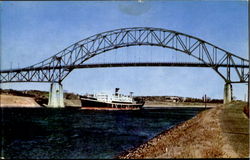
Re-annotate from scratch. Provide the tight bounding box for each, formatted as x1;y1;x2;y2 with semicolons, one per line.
0;89;42;98
135;96;223;103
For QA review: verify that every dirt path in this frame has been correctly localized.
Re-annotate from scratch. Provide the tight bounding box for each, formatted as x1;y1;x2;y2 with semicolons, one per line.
118;102;249;158
0;94;41;107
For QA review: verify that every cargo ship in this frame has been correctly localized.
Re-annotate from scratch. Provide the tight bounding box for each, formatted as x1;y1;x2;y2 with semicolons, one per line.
80;88;144;110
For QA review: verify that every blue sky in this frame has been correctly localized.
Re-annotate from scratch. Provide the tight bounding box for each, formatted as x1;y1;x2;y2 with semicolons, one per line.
0;1;248;100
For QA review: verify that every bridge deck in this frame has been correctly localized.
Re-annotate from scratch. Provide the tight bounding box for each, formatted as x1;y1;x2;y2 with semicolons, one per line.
1;62;248;73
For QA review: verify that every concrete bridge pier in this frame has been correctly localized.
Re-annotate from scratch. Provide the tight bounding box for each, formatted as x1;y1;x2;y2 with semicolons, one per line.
224;83;232;104
48;83;65;108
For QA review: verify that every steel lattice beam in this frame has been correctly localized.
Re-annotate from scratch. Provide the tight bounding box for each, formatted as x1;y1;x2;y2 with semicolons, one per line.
0;27;249;83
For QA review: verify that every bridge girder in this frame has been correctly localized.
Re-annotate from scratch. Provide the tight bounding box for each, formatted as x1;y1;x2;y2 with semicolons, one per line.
0;27;249;83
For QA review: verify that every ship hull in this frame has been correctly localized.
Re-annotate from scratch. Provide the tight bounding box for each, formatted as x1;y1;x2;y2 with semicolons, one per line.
80;98;144;110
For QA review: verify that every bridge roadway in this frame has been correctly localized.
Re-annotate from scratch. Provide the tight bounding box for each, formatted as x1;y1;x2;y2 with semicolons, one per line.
0;62;249;73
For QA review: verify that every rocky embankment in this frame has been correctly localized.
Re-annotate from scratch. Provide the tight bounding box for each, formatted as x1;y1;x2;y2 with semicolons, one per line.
118;101;249;158
0;94;41;108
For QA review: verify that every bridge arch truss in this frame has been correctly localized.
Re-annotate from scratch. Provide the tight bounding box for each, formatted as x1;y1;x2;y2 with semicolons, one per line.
0;27;249;83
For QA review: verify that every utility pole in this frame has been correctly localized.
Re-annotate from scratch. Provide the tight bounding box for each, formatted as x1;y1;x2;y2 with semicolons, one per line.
204;94;207;109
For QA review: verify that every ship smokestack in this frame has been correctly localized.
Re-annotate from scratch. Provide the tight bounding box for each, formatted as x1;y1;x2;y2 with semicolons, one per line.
130;92;134;97
115;88;120;96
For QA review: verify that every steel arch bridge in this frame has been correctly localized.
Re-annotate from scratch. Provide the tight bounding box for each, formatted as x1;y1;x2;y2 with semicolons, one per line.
0;27;249;84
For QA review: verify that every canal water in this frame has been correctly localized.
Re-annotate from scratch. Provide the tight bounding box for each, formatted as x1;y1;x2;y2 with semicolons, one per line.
2;107;206;159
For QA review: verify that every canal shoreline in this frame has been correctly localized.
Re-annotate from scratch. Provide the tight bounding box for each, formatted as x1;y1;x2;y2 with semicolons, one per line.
0;93;219;108
117;101;249;158
143;103;216;108
1;93;248;158
0;94;42;108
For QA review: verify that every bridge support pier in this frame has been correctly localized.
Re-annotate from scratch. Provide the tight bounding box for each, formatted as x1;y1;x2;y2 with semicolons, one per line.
224;83;232;104
48;83;65;108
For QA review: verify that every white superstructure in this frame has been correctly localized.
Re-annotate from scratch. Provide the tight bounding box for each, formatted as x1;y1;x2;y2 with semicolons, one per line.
85;88;134;104
80;88;144;110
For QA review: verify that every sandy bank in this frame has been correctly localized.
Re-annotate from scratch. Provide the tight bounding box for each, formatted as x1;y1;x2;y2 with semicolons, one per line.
0;94;41;108
118;101;249;158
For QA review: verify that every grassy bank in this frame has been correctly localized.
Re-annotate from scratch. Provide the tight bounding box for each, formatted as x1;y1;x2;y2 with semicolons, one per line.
118;101;249;158
220;101;249;157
